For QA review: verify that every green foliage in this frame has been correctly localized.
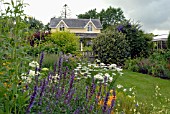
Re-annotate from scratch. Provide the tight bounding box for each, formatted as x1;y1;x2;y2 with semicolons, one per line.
39;53;59;69
27;41;59;56
77;6;126;30
116;20;153;58
0;0;34;113
167;32;170;49
99;7;125;29
77;8;98;19
48;31;80;54
25;17;44;31
93;27;130;65
124;50;170;78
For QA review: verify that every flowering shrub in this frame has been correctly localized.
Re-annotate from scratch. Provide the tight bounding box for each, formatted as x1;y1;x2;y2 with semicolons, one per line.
124;51;170;78
20;56;122;113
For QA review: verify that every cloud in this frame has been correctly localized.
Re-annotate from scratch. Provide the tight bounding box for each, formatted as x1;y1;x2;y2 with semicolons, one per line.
108;0;170;33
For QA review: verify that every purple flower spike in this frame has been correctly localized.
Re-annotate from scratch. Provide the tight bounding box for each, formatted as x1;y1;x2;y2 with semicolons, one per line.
26;85;37;113
86;86;89;99
58;57;63;77
102;92;110;113
53;61;57;74
89;105;94;112
73;108;80;114
89;80;96;99
65;72;75;101
38;79;46;105
39;52;44;71
98;82;102;97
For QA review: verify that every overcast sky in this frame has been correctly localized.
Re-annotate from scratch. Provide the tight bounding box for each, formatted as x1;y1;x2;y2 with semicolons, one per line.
23;0;170;34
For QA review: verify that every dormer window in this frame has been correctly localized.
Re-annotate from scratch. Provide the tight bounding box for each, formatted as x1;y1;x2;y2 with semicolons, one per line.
60;24;65;31
87;24;92;31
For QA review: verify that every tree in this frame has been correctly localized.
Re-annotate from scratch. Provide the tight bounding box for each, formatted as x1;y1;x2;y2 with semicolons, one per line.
99;7;125;29
167;32;170;49
77;8;98;19
25;17;44;31
77;6;126;29
48;31;79;54
116;20;153;58
93;27;130;65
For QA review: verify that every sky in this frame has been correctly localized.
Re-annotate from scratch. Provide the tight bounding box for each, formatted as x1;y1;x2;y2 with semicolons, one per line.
12;0;170;34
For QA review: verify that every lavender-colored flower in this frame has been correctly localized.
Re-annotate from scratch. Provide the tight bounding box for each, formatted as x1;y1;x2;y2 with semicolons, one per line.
117;25;124;32
96;82;102;104
66;89;75;104
35;67;39;84
53;61;57;74
26;85;37;113
97;82;102;97
58;57;63;77
69;72;75;90
86;86;89;99
73;108;80;114
39;52;44;71
64;72;75;102
61;67;68;93
102;92;110;113
103;76;107;94
89;104;94;112
89;78;96;99
38;79;46;105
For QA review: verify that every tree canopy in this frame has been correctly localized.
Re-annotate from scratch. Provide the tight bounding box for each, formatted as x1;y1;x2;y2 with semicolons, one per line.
77;6;126;29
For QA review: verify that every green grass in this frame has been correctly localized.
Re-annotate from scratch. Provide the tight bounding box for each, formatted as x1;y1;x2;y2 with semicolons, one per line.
115;70;170;108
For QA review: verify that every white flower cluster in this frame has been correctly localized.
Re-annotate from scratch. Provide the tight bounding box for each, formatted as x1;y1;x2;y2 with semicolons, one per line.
29;61;39;68
94;73;113;84
74;60;124;84
21;61;41;83
51;74;60;83
21;70;40;83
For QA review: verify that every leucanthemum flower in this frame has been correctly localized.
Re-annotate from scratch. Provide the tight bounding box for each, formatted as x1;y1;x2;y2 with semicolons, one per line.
29;61;39;68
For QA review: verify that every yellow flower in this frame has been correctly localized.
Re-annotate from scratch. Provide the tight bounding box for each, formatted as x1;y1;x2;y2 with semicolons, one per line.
3;83;7;87
23;86;26;90
0;72;4;75
107;96;116;106
97;95;116;107
6;62;10;64
42;68;49;71
2;63;6;66
110;89;114;93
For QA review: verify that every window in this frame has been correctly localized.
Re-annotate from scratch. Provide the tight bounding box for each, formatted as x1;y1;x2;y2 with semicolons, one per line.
59;24;65;31
87;24;92;31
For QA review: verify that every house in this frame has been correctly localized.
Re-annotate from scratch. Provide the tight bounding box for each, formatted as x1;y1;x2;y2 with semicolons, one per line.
49;18;102;51
152;34;168;49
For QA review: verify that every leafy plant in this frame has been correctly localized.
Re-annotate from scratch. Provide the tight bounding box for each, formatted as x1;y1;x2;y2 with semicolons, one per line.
93;27;130;65
47;31;80;54
116;20;153;58
0;0;34;113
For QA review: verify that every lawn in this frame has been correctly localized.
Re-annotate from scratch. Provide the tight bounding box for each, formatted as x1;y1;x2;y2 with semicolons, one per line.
116;70;170;109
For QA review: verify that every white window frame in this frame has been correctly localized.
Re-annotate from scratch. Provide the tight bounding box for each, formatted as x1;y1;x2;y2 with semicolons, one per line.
87;24;92;31
59;24;65;31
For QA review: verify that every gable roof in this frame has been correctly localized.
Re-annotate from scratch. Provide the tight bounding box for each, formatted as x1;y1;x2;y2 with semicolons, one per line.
49;18;102;29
